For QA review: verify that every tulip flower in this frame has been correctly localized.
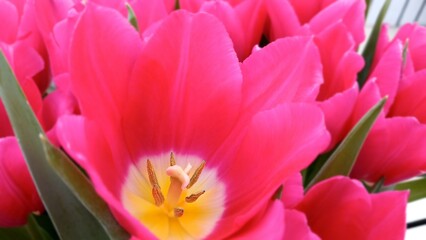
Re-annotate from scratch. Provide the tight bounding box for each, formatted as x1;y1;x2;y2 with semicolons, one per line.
58;3;330;239
350;24;426;185
295;176;408;240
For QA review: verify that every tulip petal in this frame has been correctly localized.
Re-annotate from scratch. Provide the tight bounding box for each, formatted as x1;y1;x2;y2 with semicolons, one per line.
0;0;18;43
229;201;285;239
242;36;322;114
352;117;426;185
123;11;242;158
390;70;426;123
283;209;320;240
266;0;301;39
212;103;329;237
0;137;43;227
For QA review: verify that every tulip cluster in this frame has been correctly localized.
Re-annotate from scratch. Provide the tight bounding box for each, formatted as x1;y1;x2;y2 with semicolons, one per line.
0;0;424;239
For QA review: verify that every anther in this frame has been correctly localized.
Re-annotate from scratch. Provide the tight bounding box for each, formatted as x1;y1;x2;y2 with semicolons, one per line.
187;161;205;189
147;159;159;187
170;152;176;166
185;190;206;203
174;207;184;218
152;184;165;206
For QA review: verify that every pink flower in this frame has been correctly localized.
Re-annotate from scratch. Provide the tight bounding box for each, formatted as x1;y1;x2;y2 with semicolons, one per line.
58;4;329;239
350;24;426;185
295;177;408;240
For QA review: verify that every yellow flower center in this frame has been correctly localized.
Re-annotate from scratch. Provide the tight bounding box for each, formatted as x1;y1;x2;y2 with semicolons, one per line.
121;152;225;239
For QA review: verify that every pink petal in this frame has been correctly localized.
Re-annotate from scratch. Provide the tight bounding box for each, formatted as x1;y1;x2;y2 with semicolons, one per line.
367;191;408;240
0;137;43;227
228;201;285;239
241;36;323;114
265;0;301;39
212;103;329;237
288;0;330;24
284;209;320;240
41;91;77;130
70;3;142;158
123;11;242;158
127;0;168;34
371;24;390;70
390;70;426;123
309;0;366;45
368;40;403;112
0;0;18;43
297;177;371;240
318;84;358;149
297;176;408;240
314;22;363;100
281;173;304;208
394;23;426;72
179;0;204;12
352;117;426;185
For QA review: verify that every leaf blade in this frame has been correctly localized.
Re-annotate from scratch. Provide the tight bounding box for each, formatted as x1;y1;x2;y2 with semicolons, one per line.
307;97;387;189
0;52;109;239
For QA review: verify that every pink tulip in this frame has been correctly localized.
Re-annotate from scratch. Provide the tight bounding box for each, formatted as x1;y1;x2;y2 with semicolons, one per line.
58;3;329;238
351;24;426;185
296;176;408;240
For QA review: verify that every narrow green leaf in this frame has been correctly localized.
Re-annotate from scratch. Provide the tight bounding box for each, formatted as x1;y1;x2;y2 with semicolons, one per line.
365;0;372;17
40;136;129;240
307;97;387;189
395;177;426;202
126;3;139;31
358;0;391;87
0;52;109;239
0;215;52;240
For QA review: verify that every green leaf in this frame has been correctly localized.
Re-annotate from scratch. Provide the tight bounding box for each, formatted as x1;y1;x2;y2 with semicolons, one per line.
307;97;387;189
0;215;52;240
0;52;109;239
365;0;372;17
358;0;391;87
126;3;139;31
395;177;426;202
40;136;129;240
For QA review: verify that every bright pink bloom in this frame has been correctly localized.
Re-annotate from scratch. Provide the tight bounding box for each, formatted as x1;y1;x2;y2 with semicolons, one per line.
351;24;426;185
296;176;408;240
58;4;329;239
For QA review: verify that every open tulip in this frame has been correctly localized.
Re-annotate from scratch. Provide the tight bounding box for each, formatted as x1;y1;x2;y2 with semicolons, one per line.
58;3;330;239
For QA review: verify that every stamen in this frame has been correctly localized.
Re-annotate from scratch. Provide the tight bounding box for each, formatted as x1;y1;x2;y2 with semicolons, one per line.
147;159;159;187
185;190;206;203
152;184;165;206
170;152;176;166
174;207;184;218
187;161;205;189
